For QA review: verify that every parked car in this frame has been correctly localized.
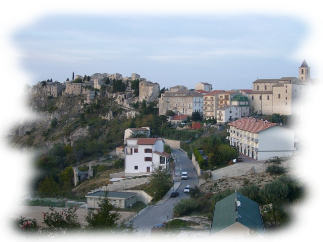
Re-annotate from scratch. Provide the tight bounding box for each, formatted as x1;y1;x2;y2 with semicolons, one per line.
184;185;190;193
170;191;179;197
237;157;243;162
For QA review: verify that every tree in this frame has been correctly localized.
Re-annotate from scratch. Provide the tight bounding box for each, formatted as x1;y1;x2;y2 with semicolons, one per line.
42;206;81;233
131;79;140;96
85;199;145;242
191;111;202;121
37;175;60;197
165;110;176;116
147;166;173;201
50;117;58;129
22;83;30;92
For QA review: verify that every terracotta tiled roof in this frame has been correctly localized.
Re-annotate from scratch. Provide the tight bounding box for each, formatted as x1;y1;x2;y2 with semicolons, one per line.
154;151;171;157
228;117;276;133
313;117;323;124
135;138;163;145
195;90;210;94
172;115;189;120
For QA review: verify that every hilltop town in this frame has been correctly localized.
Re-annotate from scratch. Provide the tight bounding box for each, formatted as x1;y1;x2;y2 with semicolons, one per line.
13;60;313;236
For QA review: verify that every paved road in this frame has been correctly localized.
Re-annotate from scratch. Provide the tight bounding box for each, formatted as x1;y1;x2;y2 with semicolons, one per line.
130;148;198;235
210;153;290;181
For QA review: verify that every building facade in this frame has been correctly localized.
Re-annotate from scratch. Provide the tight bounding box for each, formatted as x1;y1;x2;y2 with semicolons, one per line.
217;105;241;123
195;82;212;92
227;117;295;161
124;138;170;176
159;89;203;116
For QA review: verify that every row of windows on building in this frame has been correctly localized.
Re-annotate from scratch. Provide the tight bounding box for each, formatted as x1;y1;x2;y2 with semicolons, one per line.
251;94;290;100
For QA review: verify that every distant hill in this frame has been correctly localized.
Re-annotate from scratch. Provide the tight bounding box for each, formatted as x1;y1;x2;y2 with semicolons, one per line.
0;94;17;117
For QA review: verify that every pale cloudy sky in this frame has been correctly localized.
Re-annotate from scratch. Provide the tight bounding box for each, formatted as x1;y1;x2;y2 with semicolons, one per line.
3;1;323;93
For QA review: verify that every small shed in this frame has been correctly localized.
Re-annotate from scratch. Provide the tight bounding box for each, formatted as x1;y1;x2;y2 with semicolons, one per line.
85;191;137;209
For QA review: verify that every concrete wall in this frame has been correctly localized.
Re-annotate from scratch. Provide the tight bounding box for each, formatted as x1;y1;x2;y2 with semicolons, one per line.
191;153;201;176
126;190;153;204
258;126;294;160
163;139;181;149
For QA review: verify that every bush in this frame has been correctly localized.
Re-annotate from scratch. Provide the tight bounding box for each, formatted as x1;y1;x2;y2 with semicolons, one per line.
266;165;286;175
173;198;200;217
238;184;261;204
287;160;303;169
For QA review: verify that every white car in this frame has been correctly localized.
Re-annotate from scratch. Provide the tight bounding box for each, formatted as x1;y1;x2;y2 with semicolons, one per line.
184;185;190;193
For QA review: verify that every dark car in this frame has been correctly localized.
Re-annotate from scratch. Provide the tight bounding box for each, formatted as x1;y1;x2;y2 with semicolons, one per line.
170;191;179;197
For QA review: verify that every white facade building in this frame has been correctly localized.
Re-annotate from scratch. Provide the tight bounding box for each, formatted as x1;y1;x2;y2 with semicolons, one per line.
124;138;170;176
195;82;212;92
227;117;295;161
217;105;241;124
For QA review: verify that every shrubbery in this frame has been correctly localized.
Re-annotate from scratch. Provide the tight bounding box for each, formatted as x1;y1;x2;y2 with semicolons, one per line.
266;165;286;175
173;198;200;217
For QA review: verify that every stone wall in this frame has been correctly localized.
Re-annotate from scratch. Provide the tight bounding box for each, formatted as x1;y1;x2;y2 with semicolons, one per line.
139;80;160;103
163;139;181;149
191;153;201;176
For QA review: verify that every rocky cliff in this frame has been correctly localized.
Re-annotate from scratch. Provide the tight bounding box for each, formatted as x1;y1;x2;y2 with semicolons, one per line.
0;83;138;158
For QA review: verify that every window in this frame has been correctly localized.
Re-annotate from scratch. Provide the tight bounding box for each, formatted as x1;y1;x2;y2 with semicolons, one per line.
144;148;152;153
286;97;287;100
160;157;165;164
267;95;269;100
134;148;138;153
278;94;281;98
134;166;138;170
286;89;287;93
257;86;259;90
145;157;152;161
265;85;267;90
252;95;254;100
259;96;262;100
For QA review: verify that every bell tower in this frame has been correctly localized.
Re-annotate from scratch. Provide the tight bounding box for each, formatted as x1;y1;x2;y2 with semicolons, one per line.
298;59;310;82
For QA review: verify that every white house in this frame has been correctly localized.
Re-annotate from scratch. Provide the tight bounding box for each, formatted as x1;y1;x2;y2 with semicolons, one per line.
217;105;241;124
124;138;170;176
123;127;150;144
227;117;295;161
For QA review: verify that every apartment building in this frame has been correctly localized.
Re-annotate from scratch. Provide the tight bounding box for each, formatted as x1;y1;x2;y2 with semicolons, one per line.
124;138;170;176
195;82;212;92
227;117;294;161
159;89;203;116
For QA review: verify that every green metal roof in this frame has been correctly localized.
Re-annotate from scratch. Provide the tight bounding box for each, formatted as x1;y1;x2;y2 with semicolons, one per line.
231;95;249;101
210;192;264;235
85;191;137;199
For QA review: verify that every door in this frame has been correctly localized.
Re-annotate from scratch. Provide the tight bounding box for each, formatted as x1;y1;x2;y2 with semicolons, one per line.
147;167;150;172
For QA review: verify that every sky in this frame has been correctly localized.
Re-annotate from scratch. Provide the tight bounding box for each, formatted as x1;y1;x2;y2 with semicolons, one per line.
0;0;323;96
